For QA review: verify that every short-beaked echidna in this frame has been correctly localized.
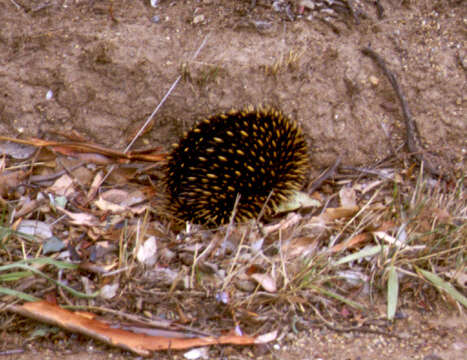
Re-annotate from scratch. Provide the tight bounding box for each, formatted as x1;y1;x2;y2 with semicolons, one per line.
165;105;309;226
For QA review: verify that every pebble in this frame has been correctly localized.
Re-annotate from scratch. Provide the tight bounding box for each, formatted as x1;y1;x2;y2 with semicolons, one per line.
193;14;205;24
151;15;161;23
369;75;380;86
423;355;444;360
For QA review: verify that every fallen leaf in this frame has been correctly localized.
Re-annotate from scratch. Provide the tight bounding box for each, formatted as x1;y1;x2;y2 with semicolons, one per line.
322;206;359;221
0;141;36;159
47;174;75;197
57;207;99;226
330;233;371;253
100;283;119;299
250;273;277;293
17;220;53;241
10;301;269;356
282;236;319;258
276;190;321;213
43;236;66;254
184;347;209;360
0;170;27;196
94;197;126;213
87;171;105;201
136;236;158;266
339;187;357;208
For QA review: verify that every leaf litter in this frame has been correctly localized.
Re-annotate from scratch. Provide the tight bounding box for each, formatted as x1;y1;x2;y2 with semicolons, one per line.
0;89;466;358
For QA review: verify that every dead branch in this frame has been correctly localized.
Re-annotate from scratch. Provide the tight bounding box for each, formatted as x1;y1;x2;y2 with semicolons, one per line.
361;47;445;178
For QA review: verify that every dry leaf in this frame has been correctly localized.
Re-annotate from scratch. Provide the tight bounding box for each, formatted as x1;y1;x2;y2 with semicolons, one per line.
94;197;126;213
0;170;27;196
10;301;268;356
136;236;158;266
322;206;359;221
330;233;371;253
48;174;75;197
57;206;99;226
87;171;105;201
250;273;277;293
17;220;53;241
339;187;357;208
282;236;319;258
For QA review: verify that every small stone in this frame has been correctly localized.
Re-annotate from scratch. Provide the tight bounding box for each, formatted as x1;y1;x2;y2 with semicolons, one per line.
150;15;161;23
423;355;444;360
193;14;205;24
369;75;379;86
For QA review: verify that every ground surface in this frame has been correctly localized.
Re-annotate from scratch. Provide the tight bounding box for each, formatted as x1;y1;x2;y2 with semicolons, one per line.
0;0;466;359
1;307;466;360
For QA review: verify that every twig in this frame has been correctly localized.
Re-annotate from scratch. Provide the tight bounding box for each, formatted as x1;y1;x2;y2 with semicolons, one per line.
31;2;52;12
124;35;209;154
84;306;214;337
100;34;210;185
310;304;400;338
9;0;21;10
361;47;442;178
29;163;85;183
340;165;393;180
374;0;385;19
308;156;341;193
0;349;24;356
457;51;467;71
346;0;360;24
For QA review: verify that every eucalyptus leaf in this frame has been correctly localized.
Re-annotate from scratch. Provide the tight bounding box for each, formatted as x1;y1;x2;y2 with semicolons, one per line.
417;268;467;308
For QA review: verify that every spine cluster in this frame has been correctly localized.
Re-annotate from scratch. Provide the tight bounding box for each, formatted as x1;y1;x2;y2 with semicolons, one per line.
165;105;309;226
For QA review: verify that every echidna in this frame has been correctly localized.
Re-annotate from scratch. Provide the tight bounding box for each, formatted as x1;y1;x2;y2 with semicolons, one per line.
165;105;309;226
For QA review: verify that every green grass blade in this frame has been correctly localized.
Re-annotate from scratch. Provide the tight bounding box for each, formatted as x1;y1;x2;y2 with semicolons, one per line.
0;286;39;302
0;260;97;299
0;258;78;272
24;257;78;270
417;268;467;308
334;245;382;265
387;266;399;320
308;284;364;311
0;271;33;282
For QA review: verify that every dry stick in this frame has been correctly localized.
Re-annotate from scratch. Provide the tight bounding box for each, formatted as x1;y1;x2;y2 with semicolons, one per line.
99;35;210;185
361;47;442;178
9;0;21;10
124;35;209;154
29;162;85;183
310;304;401;339
308;156;341;193
457;51;467;71
374;0;385;19
346;0;360;25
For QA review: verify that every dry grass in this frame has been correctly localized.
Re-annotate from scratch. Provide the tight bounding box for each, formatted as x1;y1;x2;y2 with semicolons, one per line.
1;154;465;345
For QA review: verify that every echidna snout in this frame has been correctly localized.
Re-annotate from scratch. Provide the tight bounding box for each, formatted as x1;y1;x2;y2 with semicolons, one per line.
165;106;309;226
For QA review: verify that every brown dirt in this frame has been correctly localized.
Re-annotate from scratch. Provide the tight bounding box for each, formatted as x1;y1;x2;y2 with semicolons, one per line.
0;0;466;359
1;0;465;173
1;306;466;360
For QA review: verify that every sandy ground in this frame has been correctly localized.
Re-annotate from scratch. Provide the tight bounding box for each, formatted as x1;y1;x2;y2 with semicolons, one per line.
0;1;465;173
